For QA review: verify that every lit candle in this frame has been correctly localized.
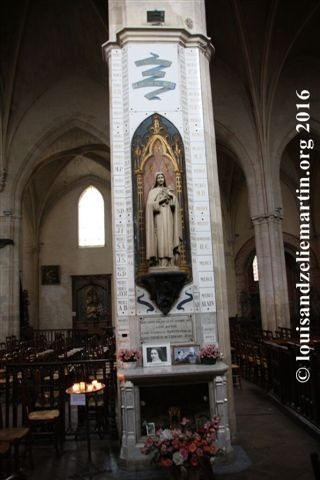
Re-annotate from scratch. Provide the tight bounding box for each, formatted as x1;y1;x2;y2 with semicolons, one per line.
87;384;93;392
79;381;85;392
92;380;98;390
95;382;102;389
73;383;80;393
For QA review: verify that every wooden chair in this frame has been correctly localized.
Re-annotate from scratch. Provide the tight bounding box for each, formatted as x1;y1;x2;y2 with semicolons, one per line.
20;367;64;456
0;440;11;478
0;401;32;474
231;364;242;389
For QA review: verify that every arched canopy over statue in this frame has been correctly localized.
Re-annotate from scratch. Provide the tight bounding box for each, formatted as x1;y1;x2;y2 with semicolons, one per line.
146;171;182;269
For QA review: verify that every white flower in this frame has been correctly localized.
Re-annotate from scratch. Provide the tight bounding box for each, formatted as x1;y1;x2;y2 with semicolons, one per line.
160;429;173;441
172;451;184;466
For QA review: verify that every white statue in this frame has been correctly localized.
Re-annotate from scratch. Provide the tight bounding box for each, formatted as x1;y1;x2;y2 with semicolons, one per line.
145;171;182;268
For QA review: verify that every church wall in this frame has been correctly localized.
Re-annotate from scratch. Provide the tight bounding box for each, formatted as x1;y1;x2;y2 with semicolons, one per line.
232;187;252;259
38;184;112;330
21;206;38;326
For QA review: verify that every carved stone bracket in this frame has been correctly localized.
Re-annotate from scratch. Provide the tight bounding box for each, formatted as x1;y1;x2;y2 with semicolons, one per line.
140;271;188;315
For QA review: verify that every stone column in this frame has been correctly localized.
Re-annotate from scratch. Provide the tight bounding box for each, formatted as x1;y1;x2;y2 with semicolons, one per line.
251;212;290;331
103;0;234;464
0;211;21;340
211;373;231;451
120;381;136;454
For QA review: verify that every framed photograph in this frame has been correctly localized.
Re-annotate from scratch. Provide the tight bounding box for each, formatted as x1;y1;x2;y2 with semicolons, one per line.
172;344;200;365
146;422;156;436
41;265;60;285
142;343;171;367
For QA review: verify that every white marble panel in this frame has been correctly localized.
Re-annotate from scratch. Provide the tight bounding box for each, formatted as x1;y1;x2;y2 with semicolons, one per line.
128;43;181;113
140;315;193;343
200;288;216;312
118;299;129;315
196;235;213;256
191;164;207;179
198;272;215;288
196;255;213;271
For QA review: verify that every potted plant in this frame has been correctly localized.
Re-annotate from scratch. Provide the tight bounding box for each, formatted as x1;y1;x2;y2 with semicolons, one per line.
118;348;141;368
199;345;220;365
141;417;222;480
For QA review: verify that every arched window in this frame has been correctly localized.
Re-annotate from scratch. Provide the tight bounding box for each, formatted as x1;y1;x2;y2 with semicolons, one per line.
252;255;259;282
78;186;105;247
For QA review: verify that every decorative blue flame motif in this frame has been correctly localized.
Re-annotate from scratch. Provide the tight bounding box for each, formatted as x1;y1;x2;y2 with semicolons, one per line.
137;293;155;312
177;291;193;311
133;52;176;100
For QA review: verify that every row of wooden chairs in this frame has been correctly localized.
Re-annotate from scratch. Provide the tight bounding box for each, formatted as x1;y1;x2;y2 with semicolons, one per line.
0;354;117;478
0;334;116;367
231;338;269;389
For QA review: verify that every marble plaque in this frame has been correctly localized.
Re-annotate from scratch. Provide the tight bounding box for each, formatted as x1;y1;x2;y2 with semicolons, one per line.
140;316;193;343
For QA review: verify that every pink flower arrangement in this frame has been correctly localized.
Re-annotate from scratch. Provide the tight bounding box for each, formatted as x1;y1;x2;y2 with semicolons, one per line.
141;417;222;474
118;348;141;362
199;344;220;360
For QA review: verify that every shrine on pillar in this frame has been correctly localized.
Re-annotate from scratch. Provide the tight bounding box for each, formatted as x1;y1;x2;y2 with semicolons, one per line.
103;0;232;466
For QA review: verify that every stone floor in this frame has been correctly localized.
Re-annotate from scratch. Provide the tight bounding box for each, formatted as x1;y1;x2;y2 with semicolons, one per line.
16;381;320;479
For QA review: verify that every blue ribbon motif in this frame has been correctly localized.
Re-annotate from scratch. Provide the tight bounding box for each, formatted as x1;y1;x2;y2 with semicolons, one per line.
133;52;176;100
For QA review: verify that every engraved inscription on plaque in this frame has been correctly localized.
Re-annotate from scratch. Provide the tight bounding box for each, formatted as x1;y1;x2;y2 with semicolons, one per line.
140;316;193;343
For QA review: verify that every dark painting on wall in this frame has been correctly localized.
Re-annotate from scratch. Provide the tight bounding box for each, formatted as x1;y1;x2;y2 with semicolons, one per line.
41;265;60;285
71;274;112;333
78;284;107;323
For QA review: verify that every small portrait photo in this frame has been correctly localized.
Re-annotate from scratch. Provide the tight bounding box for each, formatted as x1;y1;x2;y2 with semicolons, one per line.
172;345;200;365
146;422;156;436
41;265;60;285
143;343;171;367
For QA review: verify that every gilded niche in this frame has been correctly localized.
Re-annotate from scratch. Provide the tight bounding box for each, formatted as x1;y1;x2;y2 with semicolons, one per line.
132;114;191;314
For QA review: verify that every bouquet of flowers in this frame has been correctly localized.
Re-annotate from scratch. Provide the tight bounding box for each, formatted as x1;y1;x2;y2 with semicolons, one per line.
141;417;222;476
118;348;141;362
199;345;220;362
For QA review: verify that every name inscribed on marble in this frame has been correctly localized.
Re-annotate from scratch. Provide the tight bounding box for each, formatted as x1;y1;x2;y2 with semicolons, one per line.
140;316;193;343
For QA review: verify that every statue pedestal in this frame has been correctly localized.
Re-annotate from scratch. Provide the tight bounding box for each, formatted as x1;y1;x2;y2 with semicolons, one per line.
140;271;188;315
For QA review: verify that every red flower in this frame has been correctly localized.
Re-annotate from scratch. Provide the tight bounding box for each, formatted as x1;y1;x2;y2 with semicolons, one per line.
196;448;203;457
190;455;199;467
160;458;173;468
179;448;189;460
188;442;197;453
141;416;221;468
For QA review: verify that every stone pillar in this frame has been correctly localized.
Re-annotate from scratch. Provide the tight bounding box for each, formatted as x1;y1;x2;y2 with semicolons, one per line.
120;381;140;464
0;211;21;340
213;373;231;450
103;0;233;465
251;213;290;331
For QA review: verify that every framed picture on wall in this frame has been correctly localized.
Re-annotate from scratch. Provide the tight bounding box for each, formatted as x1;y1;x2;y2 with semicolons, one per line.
172;344;200;365
41;265;60;285
146;422;156;436
142;343;171;367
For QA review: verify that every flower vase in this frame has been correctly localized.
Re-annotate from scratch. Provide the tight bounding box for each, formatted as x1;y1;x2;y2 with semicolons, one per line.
122;361;137;369
201;357;216;365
